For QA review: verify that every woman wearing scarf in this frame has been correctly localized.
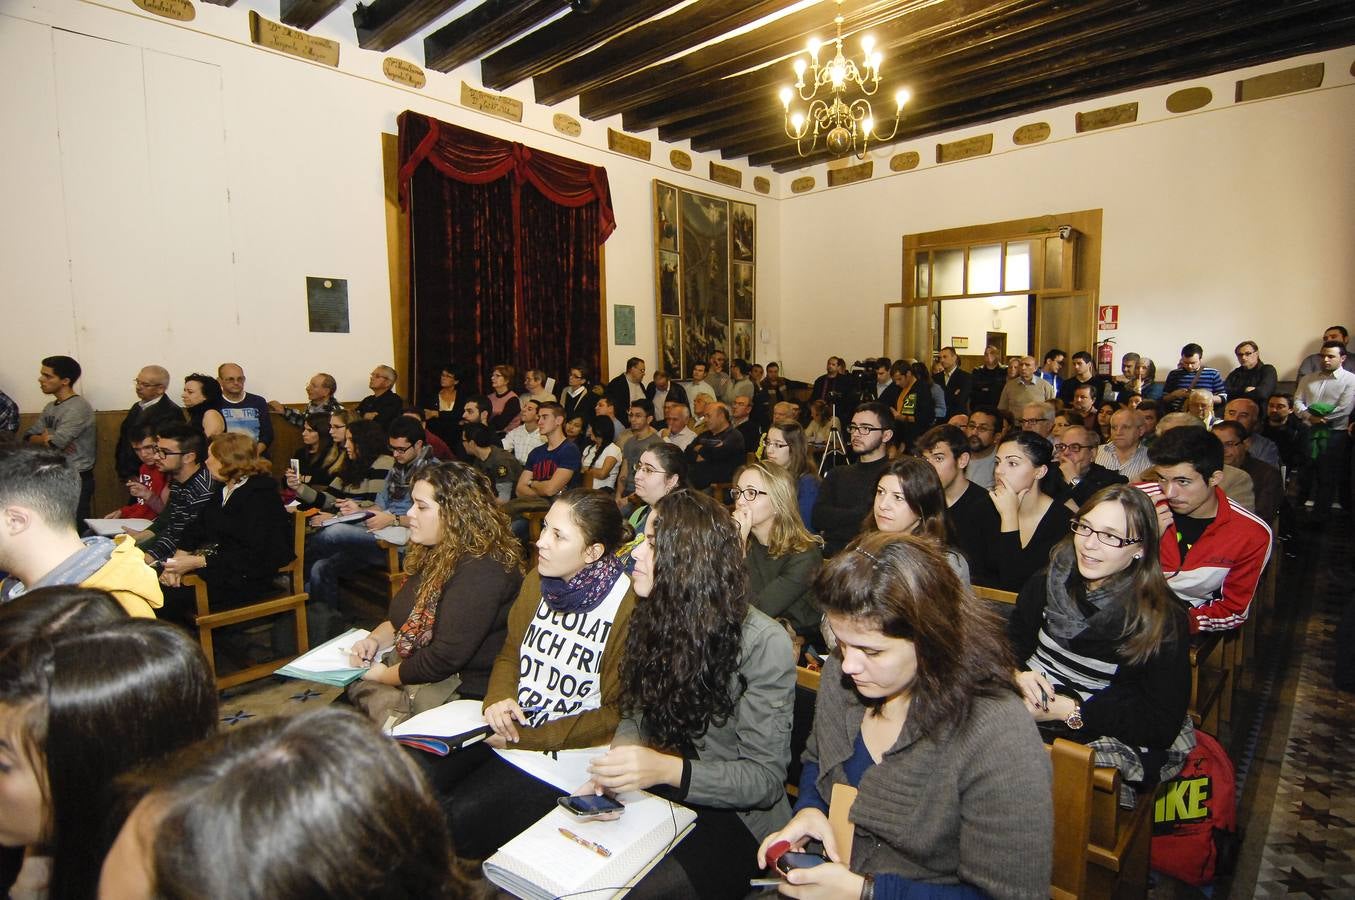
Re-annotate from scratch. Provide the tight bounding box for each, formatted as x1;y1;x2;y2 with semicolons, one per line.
433;489;636;858
346;462;523;724
1008;483;1194;807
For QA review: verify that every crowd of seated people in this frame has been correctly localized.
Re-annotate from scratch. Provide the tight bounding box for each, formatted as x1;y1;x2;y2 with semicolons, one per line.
0;325;1347;898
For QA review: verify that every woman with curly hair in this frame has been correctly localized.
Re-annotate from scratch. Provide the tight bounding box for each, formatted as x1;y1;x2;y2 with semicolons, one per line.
731;460;823;634
758;533;1051;899
346;462;525;723
762;420;820;526
583;488;795;899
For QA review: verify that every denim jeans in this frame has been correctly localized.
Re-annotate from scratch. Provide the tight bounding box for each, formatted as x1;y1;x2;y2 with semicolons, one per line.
304;523;385;613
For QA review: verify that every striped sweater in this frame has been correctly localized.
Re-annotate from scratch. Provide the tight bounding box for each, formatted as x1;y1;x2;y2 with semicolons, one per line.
295;455;394;511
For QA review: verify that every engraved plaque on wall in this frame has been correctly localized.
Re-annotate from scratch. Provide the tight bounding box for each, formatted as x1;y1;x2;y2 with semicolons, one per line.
753;176;770;194
134;0;194;21
608;129;651;160
553;114;581;137
1012;123;1050;145
827;161;872;186
461;83;523;122
670;150;693;171
936;133;993;163
709;162;742;188
1075;102;1138;133
382;58;425;88
248;11;339;66
889;151;920;171
790;176;815;194
1166;87;1211;113
1235;63;1324;102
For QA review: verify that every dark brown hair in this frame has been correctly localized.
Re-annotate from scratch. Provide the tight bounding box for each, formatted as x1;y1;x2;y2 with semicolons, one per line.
816;532;1016;734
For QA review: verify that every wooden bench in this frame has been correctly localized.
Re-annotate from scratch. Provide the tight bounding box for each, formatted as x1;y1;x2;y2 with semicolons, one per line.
183;510;309;690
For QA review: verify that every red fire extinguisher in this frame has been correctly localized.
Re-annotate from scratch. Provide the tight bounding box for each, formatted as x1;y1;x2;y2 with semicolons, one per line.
1097;337;1115;376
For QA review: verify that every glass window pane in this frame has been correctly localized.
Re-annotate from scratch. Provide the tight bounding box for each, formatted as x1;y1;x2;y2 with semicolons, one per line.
932;248;964;296
1004;241;1033;292
1044;236;1064;290
914;252;930;299
967;243;1001;294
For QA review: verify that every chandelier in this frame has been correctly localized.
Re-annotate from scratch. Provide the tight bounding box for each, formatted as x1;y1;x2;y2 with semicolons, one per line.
778;0;910;159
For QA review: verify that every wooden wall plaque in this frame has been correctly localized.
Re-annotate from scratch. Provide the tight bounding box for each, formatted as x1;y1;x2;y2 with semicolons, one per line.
382;58;425;89
1235;63;1324;102
1012;122;1050;145
670;150;693;171
889;151;920;171
553;114;581;137
709;162;742;188
248;11;339;66
1166;87;1211;113
1075;102;1138;133
608;129;651;160
134;0;194;21
790;176;815;194
827;160;872;186
936;133;993;163
753;176;770;194
461;83;523;122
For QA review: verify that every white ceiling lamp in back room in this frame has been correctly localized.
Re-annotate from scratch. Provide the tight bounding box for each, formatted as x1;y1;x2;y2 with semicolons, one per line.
778;0;911;160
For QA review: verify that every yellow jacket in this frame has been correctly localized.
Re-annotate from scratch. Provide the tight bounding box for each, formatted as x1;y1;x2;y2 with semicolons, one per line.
82;534;163;618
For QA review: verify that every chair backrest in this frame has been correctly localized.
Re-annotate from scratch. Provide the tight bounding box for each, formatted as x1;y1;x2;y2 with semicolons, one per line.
280;510;306;592
974;585;1018;605
1048;738;1094;899
828;783;858;863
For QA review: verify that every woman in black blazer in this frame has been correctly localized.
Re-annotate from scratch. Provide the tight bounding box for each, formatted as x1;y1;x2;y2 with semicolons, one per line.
159;432;294;603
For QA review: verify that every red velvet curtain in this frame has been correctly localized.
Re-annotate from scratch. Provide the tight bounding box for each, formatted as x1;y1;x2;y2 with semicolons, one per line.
397;111;615;404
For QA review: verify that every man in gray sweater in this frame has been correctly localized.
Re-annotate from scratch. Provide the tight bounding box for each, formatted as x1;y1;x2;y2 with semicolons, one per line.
24;355;96;523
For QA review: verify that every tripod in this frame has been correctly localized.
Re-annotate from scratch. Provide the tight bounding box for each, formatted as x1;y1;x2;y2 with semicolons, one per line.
818;395;851;477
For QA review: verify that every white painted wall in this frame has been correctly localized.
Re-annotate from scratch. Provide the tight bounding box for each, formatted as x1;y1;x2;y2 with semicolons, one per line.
0;0;780;411
776;47;1355;384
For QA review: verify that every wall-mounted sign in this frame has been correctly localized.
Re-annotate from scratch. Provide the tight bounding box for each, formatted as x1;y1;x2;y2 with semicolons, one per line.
1098;305;1119;331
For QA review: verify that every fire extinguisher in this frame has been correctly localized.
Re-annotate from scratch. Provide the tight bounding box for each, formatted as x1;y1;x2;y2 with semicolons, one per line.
1097;337;1115;376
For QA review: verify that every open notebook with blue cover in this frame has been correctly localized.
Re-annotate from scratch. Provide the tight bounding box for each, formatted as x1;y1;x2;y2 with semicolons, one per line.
388;699;493;755
274;627;378;687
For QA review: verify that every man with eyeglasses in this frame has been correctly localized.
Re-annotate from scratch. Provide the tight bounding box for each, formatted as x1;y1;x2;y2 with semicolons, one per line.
616;400;663;505
812;402;895;556
1017;402;1055;438
1095;408;1152;482
268;372;342;430
115;365;181;481
1214;421;1282;525
1221;397;1280;468
1140;426;1271;633
563;365;598;424
685;401;745;490
358;365;404;428
962;407;1004;489
1055;426;1126;511
139;423;215;563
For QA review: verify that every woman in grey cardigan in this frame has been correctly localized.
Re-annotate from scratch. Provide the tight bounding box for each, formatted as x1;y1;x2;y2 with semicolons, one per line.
760;532;1053;900
584;488;796;899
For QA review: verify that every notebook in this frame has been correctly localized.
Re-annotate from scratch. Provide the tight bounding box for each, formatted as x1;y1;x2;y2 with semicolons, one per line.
389;699;492;755
274;628;378;687
84;518;152;536
483;792;696;900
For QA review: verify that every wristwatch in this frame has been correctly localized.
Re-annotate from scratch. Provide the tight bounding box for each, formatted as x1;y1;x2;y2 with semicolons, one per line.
1065;704;1084;730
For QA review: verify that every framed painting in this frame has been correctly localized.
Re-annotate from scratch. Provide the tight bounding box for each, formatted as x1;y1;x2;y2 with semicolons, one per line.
653;180;755;376
732;321;754;363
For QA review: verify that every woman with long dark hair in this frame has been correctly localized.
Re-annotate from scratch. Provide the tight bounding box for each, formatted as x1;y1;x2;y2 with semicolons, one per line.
181;373;225;438
100;708;477;900
583;488;795;898
0;618;217;900
762;420;819;526
424;363;467;450
292;412;343;485
437;489;636;857
580;415;622;490
346;462;524;722
624;442;688;535
864;455;971;588
1009;483;1193;806
758;533;1051;899
731;461;823;634
986;430;1072;591
289;419;393;513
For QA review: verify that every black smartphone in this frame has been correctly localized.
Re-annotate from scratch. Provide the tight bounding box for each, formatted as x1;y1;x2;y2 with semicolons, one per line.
774;850;829;875
557;794;625;818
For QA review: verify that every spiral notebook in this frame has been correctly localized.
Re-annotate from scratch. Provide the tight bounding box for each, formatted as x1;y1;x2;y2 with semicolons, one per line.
482;792;696;900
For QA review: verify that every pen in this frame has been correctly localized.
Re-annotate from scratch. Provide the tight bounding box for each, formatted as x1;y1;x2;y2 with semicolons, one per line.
559;827;611;858
1037;685;1049;712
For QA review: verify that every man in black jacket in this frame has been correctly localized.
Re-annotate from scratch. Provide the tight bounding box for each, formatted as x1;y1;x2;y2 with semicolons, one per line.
936;347;972;418
115;366;182;479
605;357;646;416
812;402;894;556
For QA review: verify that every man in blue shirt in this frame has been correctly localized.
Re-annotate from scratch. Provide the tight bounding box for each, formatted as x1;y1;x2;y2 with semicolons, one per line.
1162;343;1227;412
217;362;274;454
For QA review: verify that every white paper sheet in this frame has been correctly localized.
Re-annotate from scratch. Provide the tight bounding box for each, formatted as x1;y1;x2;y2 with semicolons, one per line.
283;627;374;674
390;699;488;738
493;746;608;793
84;518;152;535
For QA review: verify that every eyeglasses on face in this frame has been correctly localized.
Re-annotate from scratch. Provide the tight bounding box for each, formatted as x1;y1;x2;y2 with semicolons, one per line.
1017;418;1047;427
388;444;414;455
847;423;883;434
633;462;668;476
763;440;789;450
133;379;164;389
153;447;184;457
1054;442;1092;453
1069;520;1141;548
729;486;769;502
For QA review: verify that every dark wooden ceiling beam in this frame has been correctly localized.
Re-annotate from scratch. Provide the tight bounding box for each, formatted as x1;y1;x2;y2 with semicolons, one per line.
353;0;465;52
581;0;1037;123
280;0;343;29
425;0;570;73
533;0;801;107
481;0;684;91
756;12;1355;170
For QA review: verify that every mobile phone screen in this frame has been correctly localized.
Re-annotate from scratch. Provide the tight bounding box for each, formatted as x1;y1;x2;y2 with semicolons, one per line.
560;794;624;816
775;851;829;874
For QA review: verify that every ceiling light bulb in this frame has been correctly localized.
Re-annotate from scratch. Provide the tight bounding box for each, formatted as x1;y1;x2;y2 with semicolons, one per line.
779;87;793;108
807;38;821;60
863;116;874;135
871;51;883;70
793;58;806;79
861;35;875;55
790;112;805;133
830;62;845;86
895;88;911;108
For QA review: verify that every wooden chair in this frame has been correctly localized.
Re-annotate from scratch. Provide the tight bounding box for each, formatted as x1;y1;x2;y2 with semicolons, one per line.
1048;739;1153;899
522;510;547;567
1049;739;1095;899
974;585;1018;605
183;510;309;690
375;539;406;601
1187;632;1229;731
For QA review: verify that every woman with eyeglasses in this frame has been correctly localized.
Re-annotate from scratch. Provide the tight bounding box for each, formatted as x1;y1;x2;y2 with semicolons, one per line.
1008;484;1193;806
625;442;688;533
761;420;819;527
986;431;1071;592
731;461;823;635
